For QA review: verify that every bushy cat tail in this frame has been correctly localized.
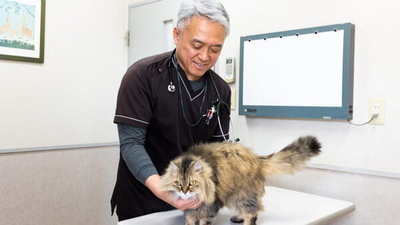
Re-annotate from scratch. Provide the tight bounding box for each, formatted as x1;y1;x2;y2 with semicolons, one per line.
260;135;321;176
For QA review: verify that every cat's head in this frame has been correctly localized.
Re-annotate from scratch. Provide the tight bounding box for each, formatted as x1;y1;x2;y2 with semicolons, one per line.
160;156;216;204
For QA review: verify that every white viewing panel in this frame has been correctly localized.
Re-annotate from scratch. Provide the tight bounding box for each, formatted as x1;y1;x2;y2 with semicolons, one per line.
239;23;355;120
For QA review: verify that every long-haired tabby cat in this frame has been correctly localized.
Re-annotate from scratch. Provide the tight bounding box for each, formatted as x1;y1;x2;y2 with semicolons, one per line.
160;135;321;225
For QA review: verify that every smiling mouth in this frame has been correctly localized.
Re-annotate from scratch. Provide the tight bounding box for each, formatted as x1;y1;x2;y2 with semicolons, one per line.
194;61;207;69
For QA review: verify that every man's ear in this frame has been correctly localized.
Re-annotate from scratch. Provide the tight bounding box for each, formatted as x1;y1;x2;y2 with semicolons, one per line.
173;27;180;45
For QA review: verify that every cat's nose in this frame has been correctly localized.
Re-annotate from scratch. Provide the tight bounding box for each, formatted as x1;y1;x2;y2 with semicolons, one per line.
182;187;189;194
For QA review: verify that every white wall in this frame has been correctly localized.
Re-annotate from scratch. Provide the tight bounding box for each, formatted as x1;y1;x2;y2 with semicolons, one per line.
0;0;127;224
218;0;400;175
128;0;148;4
0;0;128;150
215;1;400;223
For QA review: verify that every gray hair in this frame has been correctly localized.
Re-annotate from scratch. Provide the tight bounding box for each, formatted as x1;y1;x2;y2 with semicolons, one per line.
177;0;230;36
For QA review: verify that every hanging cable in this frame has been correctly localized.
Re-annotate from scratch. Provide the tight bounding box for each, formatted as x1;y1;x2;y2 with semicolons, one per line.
347;114;379;126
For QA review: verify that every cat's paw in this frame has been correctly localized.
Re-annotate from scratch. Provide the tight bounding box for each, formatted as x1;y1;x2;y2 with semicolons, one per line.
230;216;244;223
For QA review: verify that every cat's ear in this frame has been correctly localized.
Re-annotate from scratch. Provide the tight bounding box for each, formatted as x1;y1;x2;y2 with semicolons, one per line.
193;161;202;173
170;162;179;174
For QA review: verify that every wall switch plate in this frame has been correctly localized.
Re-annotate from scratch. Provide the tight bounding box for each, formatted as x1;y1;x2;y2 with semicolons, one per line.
369;98;386;125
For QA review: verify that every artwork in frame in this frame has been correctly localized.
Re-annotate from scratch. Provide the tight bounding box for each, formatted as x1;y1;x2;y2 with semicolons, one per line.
0;0;46;63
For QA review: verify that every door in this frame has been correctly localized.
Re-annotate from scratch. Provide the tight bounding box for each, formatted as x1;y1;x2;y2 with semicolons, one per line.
128;0;181;66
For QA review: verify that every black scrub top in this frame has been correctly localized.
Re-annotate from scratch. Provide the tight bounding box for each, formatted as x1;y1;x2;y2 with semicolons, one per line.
111;50;231;220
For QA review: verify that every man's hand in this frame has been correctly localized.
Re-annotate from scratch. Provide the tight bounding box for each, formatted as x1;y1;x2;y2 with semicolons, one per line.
145;174;203;211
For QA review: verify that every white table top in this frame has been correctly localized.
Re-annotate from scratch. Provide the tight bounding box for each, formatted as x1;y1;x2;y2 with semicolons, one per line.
118;186;355;225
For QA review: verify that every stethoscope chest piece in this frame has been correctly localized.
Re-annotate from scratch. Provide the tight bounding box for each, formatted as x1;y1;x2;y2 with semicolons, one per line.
168;83;176;93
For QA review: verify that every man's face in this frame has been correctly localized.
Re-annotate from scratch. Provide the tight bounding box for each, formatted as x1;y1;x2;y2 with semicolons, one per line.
174;15;226;81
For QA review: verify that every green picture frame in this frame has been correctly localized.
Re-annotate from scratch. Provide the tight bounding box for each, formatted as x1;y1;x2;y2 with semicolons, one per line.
0;0;46;63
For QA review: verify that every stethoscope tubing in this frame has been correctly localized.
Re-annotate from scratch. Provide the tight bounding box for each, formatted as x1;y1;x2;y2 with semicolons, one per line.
166;50;238;142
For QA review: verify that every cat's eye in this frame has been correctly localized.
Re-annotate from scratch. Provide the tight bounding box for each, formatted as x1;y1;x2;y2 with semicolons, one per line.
174;181;181;186
189;180;197;186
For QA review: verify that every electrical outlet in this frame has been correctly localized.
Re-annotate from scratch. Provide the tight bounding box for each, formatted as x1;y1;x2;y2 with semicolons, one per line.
369;98;386;125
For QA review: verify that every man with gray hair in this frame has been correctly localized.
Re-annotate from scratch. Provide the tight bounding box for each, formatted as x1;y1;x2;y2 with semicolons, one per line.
111;0;231;221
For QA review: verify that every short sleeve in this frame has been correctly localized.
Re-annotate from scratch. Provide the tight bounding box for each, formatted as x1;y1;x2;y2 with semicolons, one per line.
114;62;153;129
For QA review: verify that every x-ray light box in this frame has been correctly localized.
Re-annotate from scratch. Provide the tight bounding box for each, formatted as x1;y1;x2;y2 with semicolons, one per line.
238;23;355;120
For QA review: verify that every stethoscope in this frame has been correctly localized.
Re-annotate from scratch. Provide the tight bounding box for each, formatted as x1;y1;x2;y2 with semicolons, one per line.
166;50;239;142
167;51;177;93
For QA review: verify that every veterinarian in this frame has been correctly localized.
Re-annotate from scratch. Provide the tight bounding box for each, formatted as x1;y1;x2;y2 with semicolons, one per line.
111;0;231;221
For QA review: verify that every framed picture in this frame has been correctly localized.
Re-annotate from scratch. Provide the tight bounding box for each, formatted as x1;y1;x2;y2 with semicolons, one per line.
0;0;46;63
